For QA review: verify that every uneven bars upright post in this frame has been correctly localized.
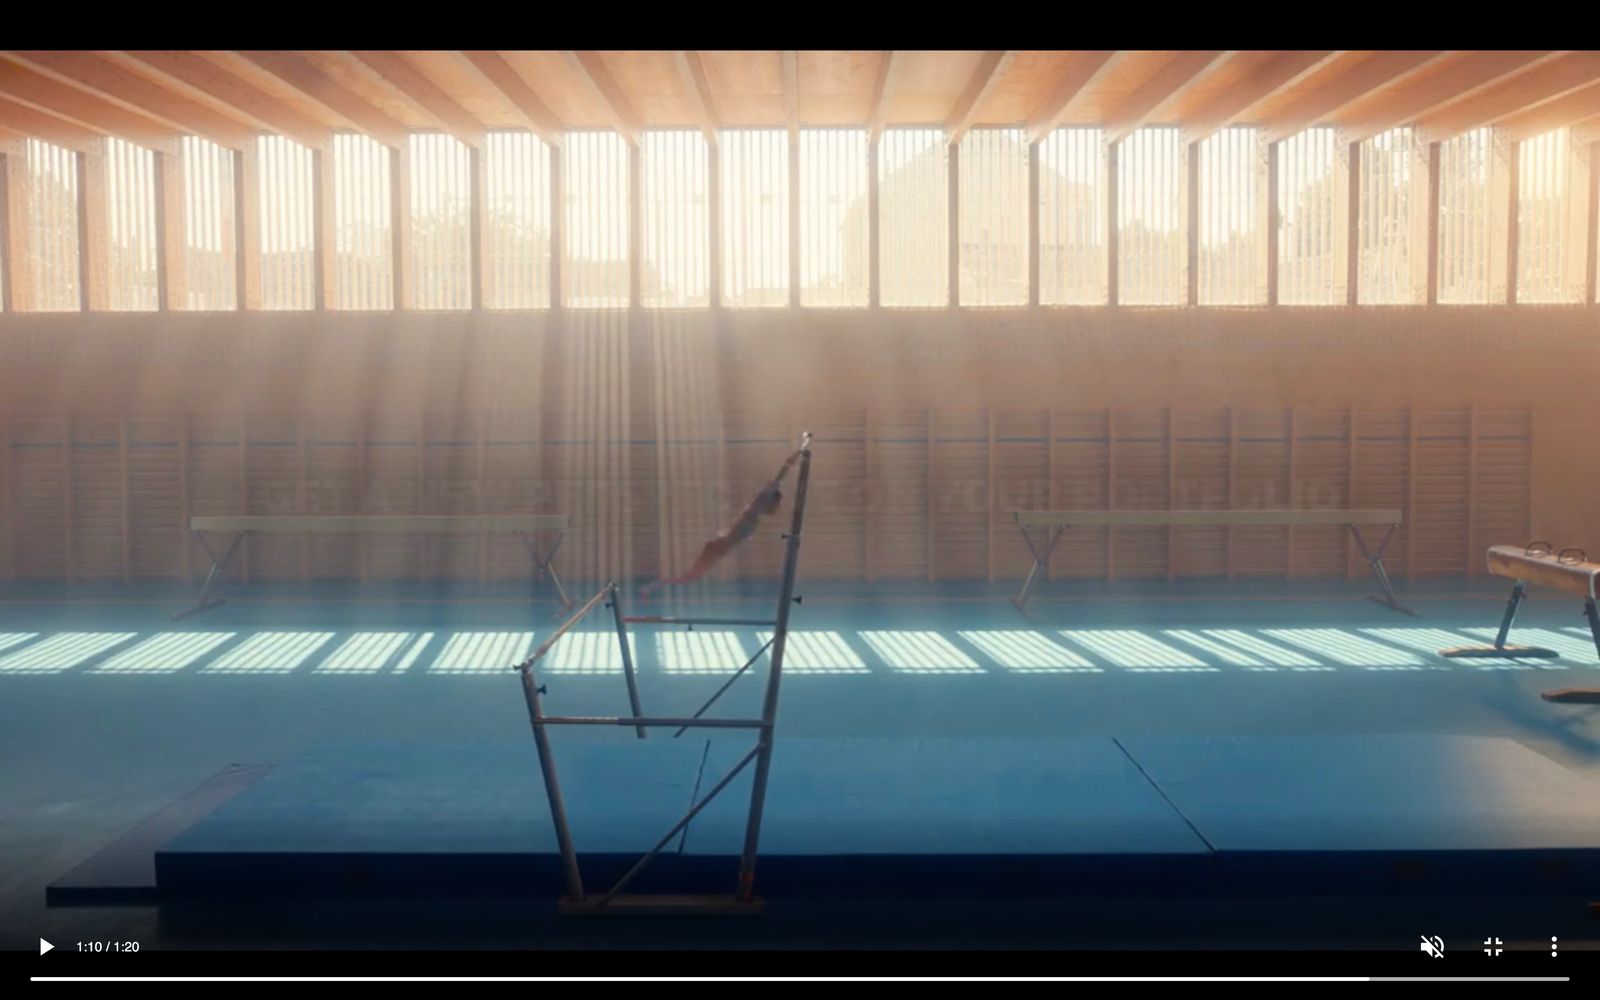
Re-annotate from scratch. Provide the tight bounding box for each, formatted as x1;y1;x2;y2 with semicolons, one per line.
735;432;812;903
608;585;647;739
517;653;585;904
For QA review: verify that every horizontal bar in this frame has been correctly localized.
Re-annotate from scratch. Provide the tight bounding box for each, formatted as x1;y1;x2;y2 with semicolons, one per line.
518;583;616;668
1015;509;1403;527
190;515;568;533
534;716;768;730
621;616;778;627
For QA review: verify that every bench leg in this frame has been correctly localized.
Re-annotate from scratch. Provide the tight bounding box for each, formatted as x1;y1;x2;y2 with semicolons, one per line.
1349;523;1416;616
173;531;244;621
520;528;574;616
1011;526;1064;614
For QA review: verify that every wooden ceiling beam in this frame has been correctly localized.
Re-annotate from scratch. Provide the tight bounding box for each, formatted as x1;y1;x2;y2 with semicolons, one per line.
946;51;1016;145
1344;51;1569;142
1024;51;1127;143
1413;52;1600;143
0;94;101;152
674;51;718;144
344;51;484;149
782;50;799;141
112;50;331;150
866;51;903;141
455;51;563;148
0;59;179;149
1259;51;1451;143
560;52;641;146
1105;51;1235;145
1;51;256;150
1497;81;1600;142
232;51;409;149
1181;51;1344;144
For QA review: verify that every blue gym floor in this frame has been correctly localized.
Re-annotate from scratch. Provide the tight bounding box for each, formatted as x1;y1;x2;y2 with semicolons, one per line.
4;577;1600;951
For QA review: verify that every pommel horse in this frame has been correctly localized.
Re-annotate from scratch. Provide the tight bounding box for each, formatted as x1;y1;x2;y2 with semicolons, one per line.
1439;543;1600;705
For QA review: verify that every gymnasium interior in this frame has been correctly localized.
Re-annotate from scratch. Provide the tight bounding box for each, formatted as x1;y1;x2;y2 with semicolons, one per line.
1;49;1599;972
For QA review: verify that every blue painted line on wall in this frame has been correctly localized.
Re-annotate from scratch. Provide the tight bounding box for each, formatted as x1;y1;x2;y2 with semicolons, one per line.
6;434;1532;451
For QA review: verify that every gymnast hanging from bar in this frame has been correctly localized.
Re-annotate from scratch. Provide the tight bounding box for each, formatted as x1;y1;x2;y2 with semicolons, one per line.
641;437;810;597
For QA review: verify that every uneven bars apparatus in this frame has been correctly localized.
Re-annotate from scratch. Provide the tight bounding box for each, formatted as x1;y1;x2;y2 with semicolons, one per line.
511;432;814;914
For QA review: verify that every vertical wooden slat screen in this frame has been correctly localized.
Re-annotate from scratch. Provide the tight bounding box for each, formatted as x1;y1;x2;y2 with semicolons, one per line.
180;136;238;310
103;138;159;312
879;129;949;307
798;129;869;308
1196;127;1264;305
23;139;82;311
256;135;315;311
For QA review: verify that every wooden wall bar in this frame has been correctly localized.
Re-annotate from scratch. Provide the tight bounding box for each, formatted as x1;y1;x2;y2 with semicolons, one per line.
0;305;1594;586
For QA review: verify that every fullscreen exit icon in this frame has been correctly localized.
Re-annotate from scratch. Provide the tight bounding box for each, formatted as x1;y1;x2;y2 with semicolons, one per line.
1483;936;1503;956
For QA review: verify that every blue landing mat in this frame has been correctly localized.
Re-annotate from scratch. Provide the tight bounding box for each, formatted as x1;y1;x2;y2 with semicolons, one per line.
155;737;1208;899
152;735;1600;902
1117;734;1600;893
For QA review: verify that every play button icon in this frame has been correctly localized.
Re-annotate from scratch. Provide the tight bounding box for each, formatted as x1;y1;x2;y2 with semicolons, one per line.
40;939;53;955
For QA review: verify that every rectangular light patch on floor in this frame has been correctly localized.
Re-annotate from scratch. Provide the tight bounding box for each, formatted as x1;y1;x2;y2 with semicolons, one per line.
313;633;416;674
957;631;1098;672
657;631;751;675
543;632;637;675
0;633;138;674
1261;629;1422;668
756;631;869;674
1160;629;1267;670
428;632;535;675
858;631;984;674
200;632;336;674
1166;629;1331;672
91;632;236;674
390;633;435;674
0;633;40;656
1058;630;1214;672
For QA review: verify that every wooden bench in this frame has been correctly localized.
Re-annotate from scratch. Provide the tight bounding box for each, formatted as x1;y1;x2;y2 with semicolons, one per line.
1010;508;1409;614
176;514;571;620
1439;545;1600;698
